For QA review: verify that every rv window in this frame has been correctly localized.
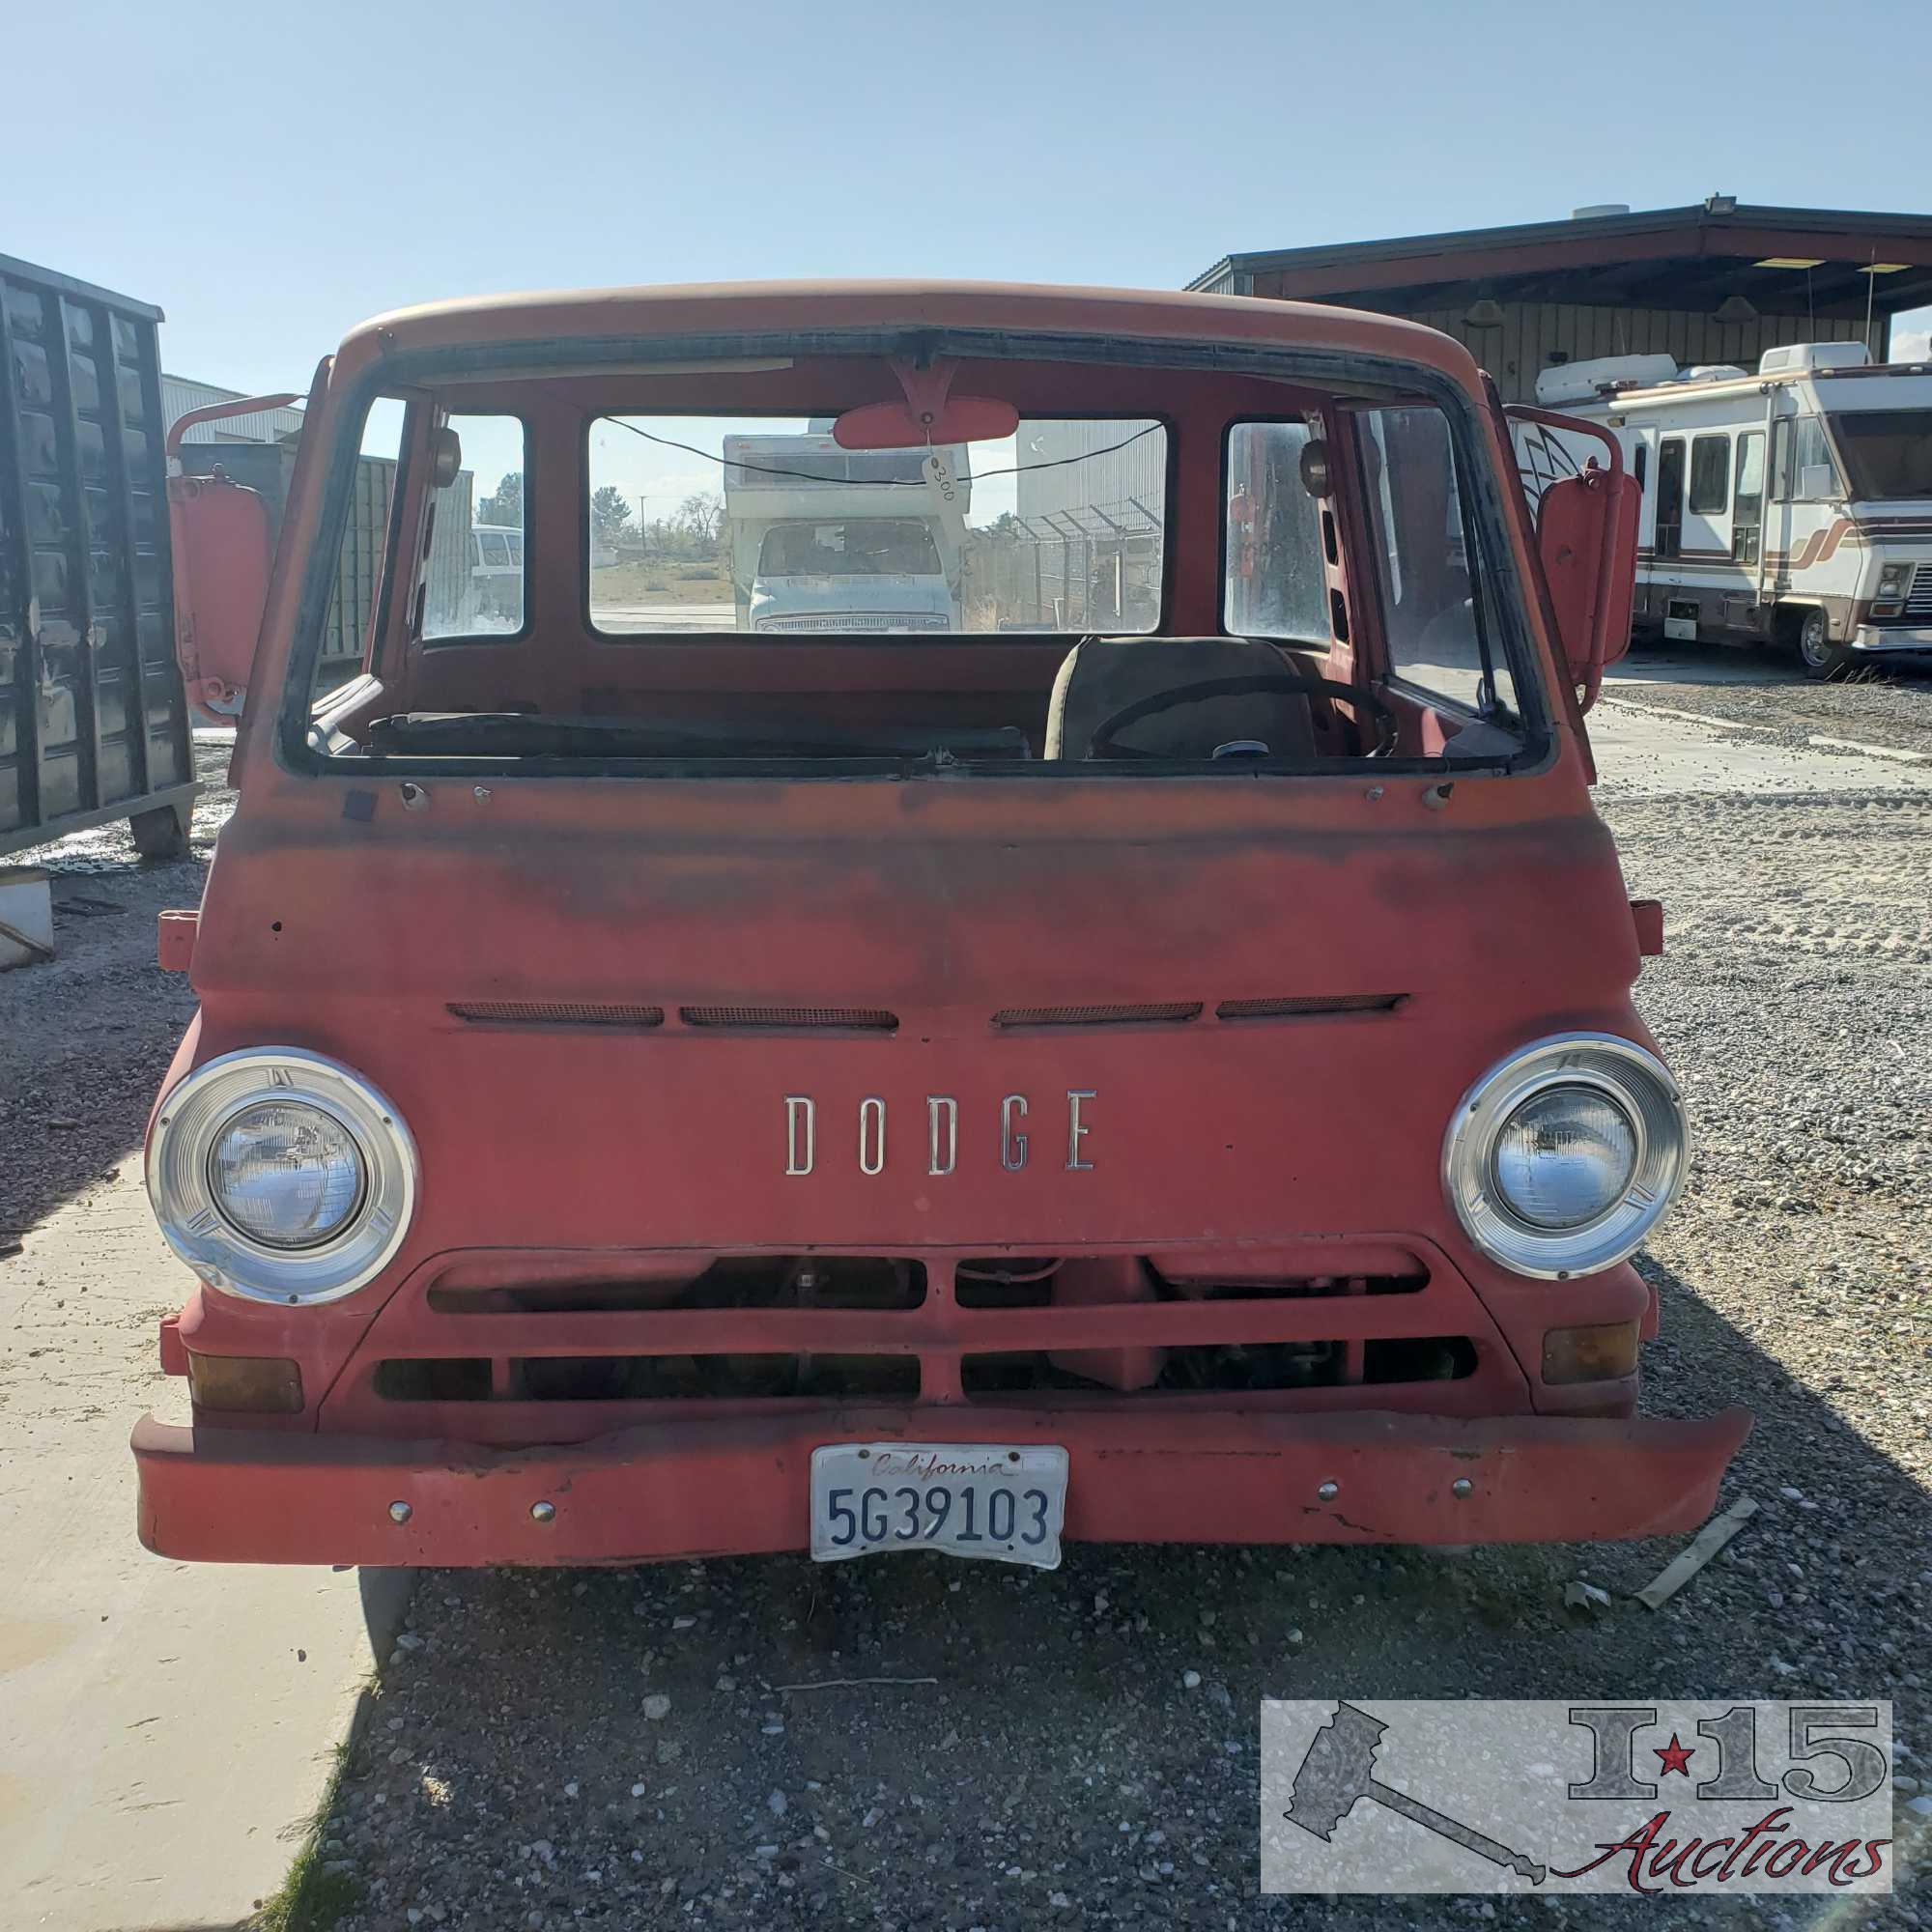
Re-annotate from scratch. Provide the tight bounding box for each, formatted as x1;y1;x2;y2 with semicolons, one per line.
1732;432;1765;565
1788;417;1842;500
1828;411;1932;501
1357;406;1518;721
1689;435;1730;514
424;415;526;639
1633;443;1647;491
1222;421;1329;647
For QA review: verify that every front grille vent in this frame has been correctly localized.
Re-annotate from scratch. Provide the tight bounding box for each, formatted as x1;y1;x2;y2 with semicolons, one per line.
1904;564;1932;619
1214;994;1406;1020
448;1001;665;1029
992;1002;1202;1030
679;1005;898;1033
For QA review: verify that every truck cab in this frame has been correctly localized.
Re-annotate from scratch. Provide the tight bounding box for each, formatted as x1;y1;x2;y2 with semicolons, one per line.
137;281;1745;1568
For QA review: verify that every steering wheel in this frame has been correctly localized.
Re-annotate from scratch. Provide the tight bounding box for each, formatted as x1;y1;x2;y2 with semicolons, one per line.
1086;673;1400;759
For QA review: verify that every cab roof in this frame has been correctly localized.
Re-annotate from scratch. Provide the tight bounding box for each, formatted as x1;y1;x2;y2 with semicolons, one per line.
333;278;1484;388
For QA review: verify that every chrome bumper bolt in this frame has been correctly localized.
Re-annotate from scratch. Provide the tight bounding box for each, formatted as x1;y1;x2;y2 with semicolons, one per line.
529;1500;556;1524
1451;1478;1474;1499
387;1501;412;1524
1316;1480;1339;1502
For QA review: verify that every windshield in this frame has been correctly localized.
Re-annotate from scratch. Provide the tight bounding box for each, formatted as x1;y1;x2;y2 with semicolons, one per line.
758;520;943;578
585;413;1166;637
1828;411;1932;500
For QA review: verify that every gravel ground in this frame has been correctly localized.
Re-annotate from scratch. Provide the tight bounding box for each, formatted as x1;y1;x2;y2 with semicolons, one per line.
0;739;234;1239
5;707;1928;1931
1605;640;1932;757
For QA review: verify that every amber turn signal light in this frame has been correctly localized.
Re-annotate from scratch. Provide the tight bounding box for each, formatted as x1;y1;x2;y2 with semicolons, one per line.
186;1352;304;1414
1541;1321;1639;1386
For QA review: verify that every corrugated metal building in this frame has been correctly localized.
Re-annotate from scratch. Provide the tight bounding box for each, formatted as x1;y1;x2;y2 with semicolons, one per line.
1005;418;1167;629
160;374;303;444
1189;200;1932;402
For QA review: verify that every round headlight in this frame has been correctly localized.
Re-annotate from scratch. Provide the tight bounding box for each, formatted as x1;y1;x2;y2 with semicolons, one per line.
1443;1034;1687;1279
208;1101;366;1248
1491;1086;1637;1229
147;1048;417;1305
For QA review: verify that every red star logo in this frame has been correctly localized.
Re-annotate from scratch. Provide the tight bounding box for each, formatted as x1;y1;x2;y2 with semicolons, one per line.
1654;1734;1695;1777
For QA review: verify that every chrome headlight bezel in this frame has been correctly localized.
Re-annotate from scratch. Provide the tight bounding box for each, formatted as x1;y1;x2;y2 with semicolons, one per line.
146;1047;417;1305
1443;1033;1688;1280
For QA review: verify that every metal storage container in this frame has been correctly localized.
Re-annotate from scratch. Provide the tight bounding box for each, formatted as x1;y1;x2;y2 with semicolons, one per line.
0;254;195;859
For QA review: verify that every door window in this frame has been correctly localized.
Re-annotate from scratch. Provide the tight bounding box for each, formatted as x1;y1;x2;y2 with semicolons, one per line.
1356;406;1517;719
1655;439;1685;557
1689;435;1730;515
1732;431;1764;565
1790;415;1844;499
1222;421;1330;644
425;414;526;638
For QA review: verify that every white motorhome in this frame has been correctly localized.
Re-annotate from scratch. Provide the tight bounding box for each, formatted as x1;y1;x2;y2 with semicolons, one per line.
1515;342;1932;676
721;430;970;634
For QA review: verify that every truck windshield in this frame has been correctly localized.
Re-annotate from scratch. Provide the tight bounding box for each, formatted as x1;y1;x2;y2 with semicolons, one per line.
759;520;943;577
584;413;1166;637
1828;411;1932;499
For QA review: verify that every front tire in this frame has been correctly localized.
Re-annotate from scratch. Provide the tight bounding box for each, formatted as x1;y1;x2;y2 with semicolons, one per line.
1795;608;1848;680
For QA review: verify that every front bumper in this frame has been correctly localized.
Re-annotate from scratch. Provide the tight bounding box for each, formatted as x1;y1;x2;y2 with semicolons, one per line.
1853;623;1932;653
133;1404;1750;1565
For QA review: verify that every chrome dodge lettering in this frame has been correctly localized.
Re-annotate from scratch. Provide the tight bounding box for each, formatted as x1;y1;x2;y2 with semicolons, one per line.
783;1092;1094;1175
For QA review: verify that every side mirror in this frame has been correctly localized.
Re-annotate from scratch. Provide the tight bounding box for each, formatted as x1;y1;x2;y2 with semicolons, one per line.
1535;464;1637;710
1798;462;1836;499
163;394;297;718
167;470;273;717
1504;403;1637;714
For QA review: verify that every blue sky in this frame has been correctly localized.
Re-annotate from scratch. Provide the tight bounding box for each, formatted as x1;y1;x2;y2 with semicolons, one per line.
12;0;1929;390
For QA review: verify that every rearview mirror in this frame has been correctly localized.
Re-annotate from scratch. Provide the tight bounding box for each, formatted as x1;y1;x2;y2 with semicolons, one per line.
834;355;1018;450
1798;463;1836;499
834;394;1018;450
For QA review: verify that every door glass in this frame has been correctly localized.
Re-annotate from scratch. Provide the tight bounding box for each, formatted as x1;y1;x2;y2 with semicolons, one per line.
1689;435;1730;515
317;400;403;695
425;414;525;638
1655;440;1685;558
1223;422;1329;644
1732;431;1764;564
1356;406;1517;719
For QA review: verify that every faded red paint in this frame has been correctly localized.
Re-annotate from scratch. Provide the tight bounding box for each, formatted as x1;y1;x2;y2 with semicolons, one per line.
134;283;1746;1564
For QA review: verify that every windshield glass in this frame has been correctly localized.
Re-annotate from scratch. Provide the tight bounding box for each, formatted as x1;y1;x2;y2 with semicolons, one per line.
758;520;942;578
585;414;1166;636
1828;411;1932;499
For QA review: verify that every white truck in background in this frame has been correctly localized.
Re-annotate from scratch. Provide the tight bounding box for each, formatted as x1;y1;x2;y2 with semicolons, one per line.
721;429;971;633
1513;341;1932;676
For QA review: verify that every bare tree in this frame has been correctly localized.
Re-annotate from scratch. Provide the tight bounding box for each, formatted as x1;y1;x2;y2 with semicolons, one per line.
676;491;724;552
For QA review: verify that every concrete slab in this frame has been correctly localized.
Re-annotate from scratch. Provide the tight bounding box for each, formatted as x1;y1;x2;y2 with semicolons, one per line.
0;1167;410;1932
1590;699;1932;798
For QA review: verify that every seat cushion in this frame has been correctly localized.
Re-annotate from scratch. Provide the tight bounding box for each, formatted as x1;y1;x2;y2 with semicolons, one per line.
1044;637;1318;760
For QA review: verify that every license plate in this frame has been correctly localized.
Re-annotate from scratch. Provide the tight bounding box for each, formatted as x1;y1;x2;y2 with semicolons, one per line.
809;1442;1068;1569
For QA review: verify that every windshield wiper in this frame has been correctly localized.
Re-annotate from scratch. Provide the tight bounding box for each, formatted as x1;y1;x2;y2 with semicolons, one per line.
363;712;1029;761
